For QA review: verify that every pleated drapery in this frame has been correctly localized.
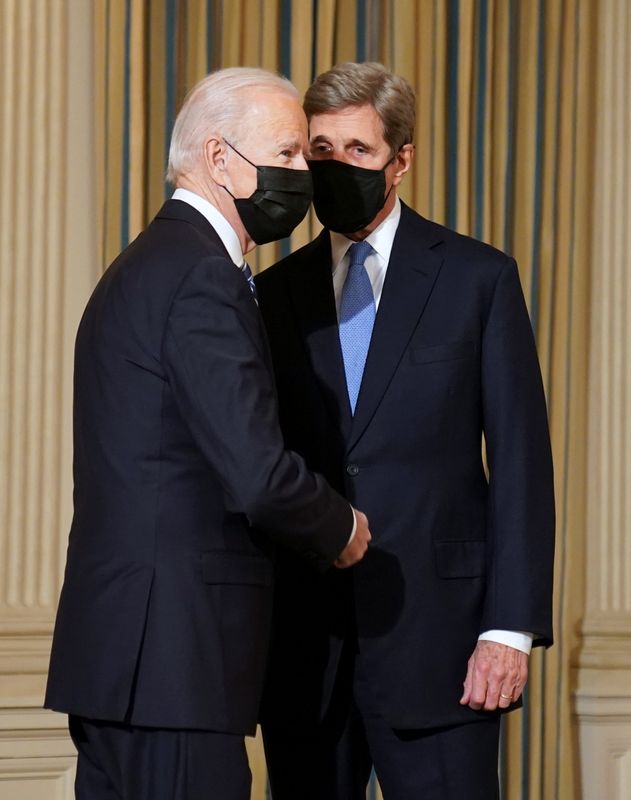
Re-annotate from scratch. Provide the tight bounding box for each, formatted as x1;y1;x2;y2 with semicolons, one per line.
94;3;594;798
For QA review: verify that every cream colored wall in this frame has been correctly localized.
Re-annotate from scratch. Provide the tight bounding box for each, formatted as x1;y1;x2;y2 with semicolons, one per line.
574;1;631;797
0;0;96;795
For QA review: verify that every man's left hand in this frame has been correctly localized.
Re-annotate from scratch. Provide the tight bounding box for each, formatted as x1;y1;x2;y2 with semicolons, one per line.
459;640;528;711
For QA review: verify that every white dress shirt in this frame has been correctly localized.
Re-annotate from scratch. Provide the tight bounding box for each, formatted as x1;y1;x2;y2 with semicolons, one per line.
331;197;402;317
329;196;533;655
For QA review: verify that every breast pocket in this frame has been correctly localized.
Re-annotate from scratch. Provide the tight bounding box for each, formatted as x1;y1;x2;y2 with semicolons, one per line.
409;340;477;365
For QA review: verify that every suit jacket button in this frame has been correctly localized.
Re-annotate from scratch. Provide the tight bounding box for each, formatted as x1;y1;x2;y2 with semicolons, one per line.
346;463;360;477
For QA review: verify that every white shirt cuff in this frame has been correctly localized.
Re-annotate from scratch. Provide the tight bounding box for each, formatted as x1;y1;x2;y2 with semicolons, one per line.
478;630;534;655
347;507;357;544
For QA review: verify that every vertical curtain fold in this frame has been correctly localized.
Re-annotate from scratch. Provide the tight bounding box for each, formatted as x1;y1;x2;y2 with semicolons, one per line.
94;3;594;797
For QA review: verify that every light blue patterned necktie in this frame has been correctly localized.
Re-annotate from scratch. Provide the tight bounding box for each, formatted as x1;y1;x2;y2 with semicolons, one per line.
339;240;376;414
240;262;257;300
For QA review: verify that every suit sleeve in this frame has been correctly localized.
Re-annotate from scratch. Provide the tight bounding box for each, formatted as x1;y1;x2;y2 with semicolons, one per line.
480;258;555;646
162;255;353;568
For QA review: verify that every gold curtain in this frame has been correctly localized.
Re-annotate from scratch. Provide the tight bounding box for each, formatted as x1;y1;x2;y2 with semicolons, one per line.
94;2;594;797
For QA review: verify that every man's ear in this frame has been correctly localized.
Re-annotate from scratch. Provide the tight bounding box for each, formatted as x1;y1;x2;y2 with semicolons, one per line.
204;136;228;183
391;144;414;186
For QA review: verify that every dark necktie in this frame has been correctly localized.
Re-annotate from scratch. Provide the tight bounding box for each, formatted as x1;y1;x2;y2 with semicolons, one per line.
240;262;257;300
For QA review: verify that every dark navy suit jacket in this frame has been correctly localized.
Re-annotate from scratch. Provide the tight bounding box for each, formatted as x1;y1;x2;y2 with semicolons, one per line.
256;202;555;731
45;200;352;735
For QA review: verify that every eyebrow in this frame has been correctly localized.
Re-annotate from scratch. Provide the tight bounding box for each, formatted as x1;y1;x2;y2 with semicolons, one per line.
347;137;374;150
310;134;374;151
277;137;301;149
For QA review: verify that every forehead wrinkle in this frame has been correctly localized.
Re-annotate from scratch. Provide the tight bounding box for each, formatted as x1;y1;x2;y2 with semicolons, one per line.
241;115;306;153
309;105;387;147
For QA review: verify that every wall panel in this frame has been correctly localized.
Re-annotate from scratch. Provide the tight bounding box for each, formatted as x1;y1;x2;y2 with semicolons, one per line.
575;2;631;797
0;0;97;795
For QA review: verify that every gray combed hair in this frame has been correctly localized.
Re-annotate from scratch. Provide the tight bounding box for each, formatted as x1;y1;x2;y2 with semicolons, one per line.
304;62;416;155
166;67;299;185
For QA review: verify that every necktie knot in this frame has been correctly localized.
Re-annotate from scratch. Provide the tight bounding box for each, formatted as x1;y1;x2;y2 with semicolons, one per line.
347;240;374;269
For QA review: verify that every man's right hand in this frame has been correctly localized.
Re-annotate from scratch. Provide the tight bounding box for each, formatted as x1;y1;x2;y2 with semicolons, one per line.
334;509;371;568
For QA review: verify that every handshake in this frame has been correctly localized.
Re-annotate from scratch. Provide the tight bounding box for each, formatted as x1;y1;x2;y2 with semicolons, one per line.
334;508;372;569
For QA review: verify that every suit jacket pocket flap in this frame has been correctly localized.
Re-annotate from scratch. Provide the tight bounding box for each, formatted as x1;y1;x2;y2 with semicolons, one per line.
410;340;476;365
201;552;273;586
434;540;485;578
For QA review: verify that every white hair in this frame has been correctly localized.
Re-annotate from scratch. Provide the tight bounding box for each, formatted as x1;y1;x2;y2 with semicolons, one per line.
166;67;299;185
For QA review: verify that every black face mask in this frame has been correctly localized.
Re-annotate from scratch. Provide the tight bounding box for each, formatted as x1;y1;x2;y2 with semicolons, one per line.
223;141;313;245
308;157;395;234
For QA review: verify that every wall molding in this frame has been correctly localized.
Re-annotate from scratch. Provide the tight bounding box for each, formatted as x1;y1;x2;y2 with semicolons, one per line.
0;709;76;799
0;0;96;795
575;0;631;797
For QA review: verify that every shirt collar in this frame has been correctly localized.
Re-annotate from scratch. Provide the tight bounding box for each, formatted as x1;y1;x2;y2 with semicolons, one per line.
172;187;245;267
330;195;401;271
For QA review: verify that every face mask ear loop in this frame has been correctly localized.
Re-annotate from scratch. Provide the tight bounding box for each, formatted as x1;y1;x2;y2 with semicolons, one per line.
223;139;260;170
221;139;260;201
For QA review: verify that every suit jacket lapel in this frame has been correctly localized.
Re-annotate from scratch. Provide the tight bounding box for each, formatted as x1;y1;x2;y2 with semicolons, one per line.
287;232;352;439
348;205;444;451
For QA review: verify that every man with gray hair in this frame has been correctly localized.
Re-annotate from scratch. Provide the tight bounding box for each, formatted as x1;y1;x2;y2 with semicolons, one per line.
45;67;370;800
256;61;554;799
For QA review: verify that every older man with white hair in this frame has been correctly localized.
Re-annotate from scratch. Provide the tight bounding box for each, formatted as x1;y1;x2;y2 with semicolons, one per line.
45;67;371;800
